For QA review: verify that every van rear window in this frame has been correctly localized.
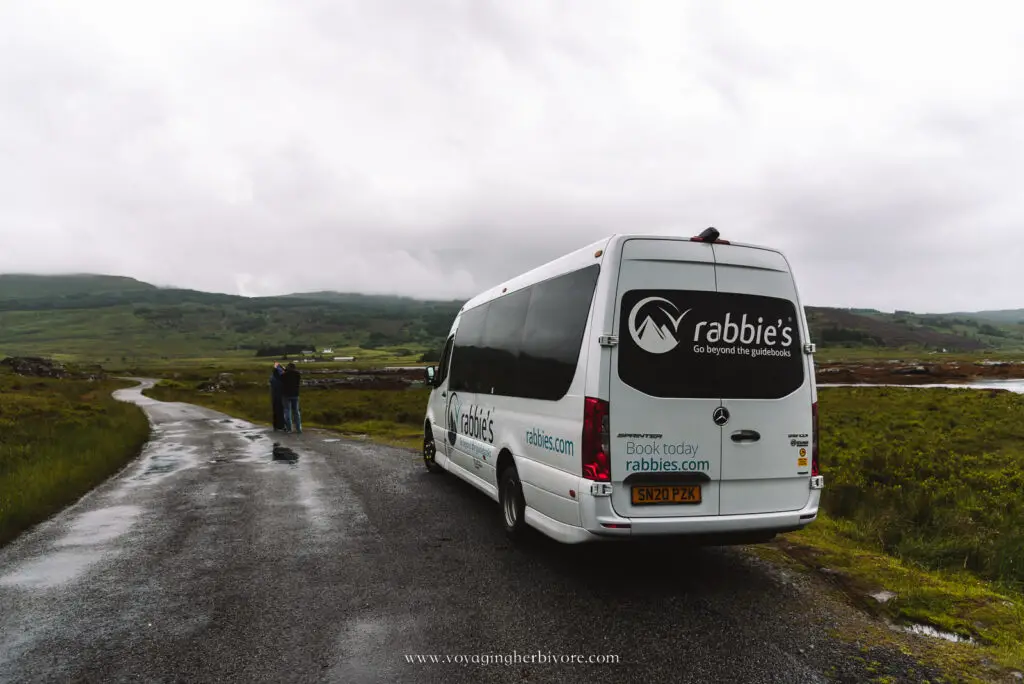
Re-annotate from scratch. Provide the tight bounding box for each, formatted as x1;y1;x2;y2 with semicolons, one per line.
617;289;805;399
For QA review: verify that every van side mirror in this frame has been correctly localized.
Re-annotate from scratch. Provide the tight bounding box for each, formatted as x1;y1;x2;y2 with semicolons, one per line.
424;366;437;387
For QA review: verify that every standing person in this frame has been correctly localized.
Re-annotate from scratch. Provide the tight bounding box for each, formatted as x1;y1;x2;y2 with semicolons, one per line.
269;362;285;431
281;362;302;434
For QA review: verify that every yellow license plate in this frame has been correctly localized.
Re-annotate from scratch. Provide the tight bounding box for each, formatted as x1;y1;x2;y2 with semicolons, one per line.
631;485;702;505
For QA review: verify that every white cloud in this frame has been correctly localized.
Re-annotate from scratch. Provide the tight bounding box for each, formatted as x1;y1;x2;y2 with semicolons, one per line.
1;0;1022;311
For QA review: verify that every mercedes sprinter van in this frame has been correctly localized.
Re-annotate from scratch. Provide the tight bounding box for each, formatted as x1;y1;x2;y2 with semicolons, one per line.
421;229;824;544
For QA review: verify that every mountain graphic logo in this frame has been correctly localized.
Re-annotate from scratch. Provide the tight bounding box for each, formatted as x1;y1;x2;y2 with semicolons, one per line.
446;393;462;446
627;297;692;354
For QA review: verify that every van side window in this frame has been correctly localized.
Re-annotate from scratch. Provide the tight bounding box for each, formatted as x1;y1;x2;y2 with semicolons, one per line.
479;287;531;396
449;264;600;400
435;335;455;386
518;264;600;400
449;304;488;393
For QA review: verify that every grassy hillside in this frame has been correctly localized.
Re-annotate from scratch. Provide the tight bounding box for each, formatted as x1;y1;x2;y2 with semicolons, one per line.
806;306;1024;352
0;275;462;361
2;273;1023;361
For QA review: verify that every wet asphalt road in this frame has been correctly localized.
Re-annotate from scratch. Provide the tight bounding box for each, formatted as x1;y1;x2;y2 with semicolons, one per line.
0;381;942;684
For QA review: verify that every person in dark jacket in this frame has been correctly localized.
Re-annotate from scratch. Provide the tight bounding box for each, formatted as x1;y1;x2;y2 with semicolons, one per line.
269;363;285;431
281;362;302;433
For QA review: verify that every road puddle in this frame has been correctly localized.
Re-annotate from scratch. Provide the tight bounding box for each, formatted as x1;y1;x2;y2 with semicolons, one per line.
272;444;299;463
131;443;200;484
820;380;1024;394
904;623;974;643
0;549;104;589
0;505;141;589
890;621;975;644
54;505;141;547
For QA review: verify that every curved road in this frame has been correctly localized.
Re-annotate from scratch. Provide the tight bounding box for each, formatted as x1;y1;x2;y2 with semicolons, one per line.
0;381;943;683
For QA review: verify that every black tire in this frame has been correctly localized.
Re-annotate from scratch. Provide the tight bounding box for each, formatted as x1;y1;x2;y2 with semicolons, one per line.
423;432;443;474
499;466;527;541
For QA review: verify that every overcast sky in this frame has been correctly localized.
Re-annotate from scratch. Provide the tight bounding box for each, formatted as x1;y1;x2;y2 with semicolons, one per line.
1;1;1022;312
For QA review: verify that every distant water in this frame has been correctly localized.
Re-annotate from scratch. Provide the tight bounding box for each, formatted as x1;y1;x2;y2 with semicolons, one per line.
820;379;1024;394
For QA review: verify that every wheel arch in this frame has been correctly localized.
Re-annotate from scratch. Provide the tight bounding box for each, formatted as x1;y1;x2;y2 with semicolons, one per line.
496;447;516;480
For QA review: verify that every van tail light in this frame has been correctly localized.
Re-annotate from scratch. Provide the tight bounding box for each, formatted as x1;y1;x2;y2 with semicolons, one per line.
582;397;610;481
811;401;820;477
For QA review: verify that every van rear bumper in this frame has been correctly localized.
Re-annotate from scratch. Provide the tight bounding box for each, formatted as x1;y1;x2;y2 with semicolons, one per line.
578;487;822;540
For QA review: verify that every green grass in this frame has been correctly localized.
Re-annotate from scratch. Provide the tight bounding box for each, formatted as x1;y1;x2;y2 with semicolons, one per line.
772;385;1024;674
780;517;1024;674
815;386;1024;589
144;378;430;449
0;367;151;547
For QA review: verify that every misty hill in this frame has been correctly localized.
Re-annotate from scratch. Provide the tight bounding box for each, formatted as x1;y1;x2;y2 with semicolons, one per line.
0;274;157;301
0;274;1021;360
946;308;1024;324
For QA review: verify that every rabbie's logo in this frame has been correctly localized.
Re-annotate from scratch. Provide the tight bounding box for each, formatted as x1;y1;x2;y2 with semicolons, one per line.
628;297;692;354
446;392;495;445
693;313;794;348
627;295;795;355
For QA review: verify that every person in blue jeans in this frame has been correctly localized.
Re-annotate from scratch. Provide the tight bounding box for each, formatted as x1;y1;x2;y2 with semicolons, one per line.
269;362;285;431
280;362;302;433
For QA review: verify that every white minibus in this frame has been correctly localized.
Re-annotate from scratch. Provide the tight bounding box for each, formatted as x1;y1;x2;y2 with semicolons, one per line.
422;229;824;544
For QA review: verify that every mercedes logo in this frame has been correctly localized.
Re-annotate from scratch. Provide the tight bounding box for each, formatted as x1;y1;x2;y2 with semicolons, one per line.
712;407;730;427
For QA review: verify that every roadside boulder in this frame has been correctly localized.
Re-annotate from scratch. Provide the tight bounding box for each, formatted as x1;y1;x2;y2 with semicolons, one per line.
197;372;236;393
1;356;71;379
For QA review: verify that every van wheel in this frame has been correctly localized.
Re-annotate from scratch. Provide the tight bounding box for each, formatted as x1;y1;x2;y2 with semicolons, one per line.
423;433;443;474
499;466;527;540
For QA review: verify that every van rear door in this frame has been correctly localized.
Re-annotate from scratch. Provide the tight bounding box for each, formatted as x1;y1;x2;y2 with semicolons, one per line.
712;243;813;515
608;238;722;518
